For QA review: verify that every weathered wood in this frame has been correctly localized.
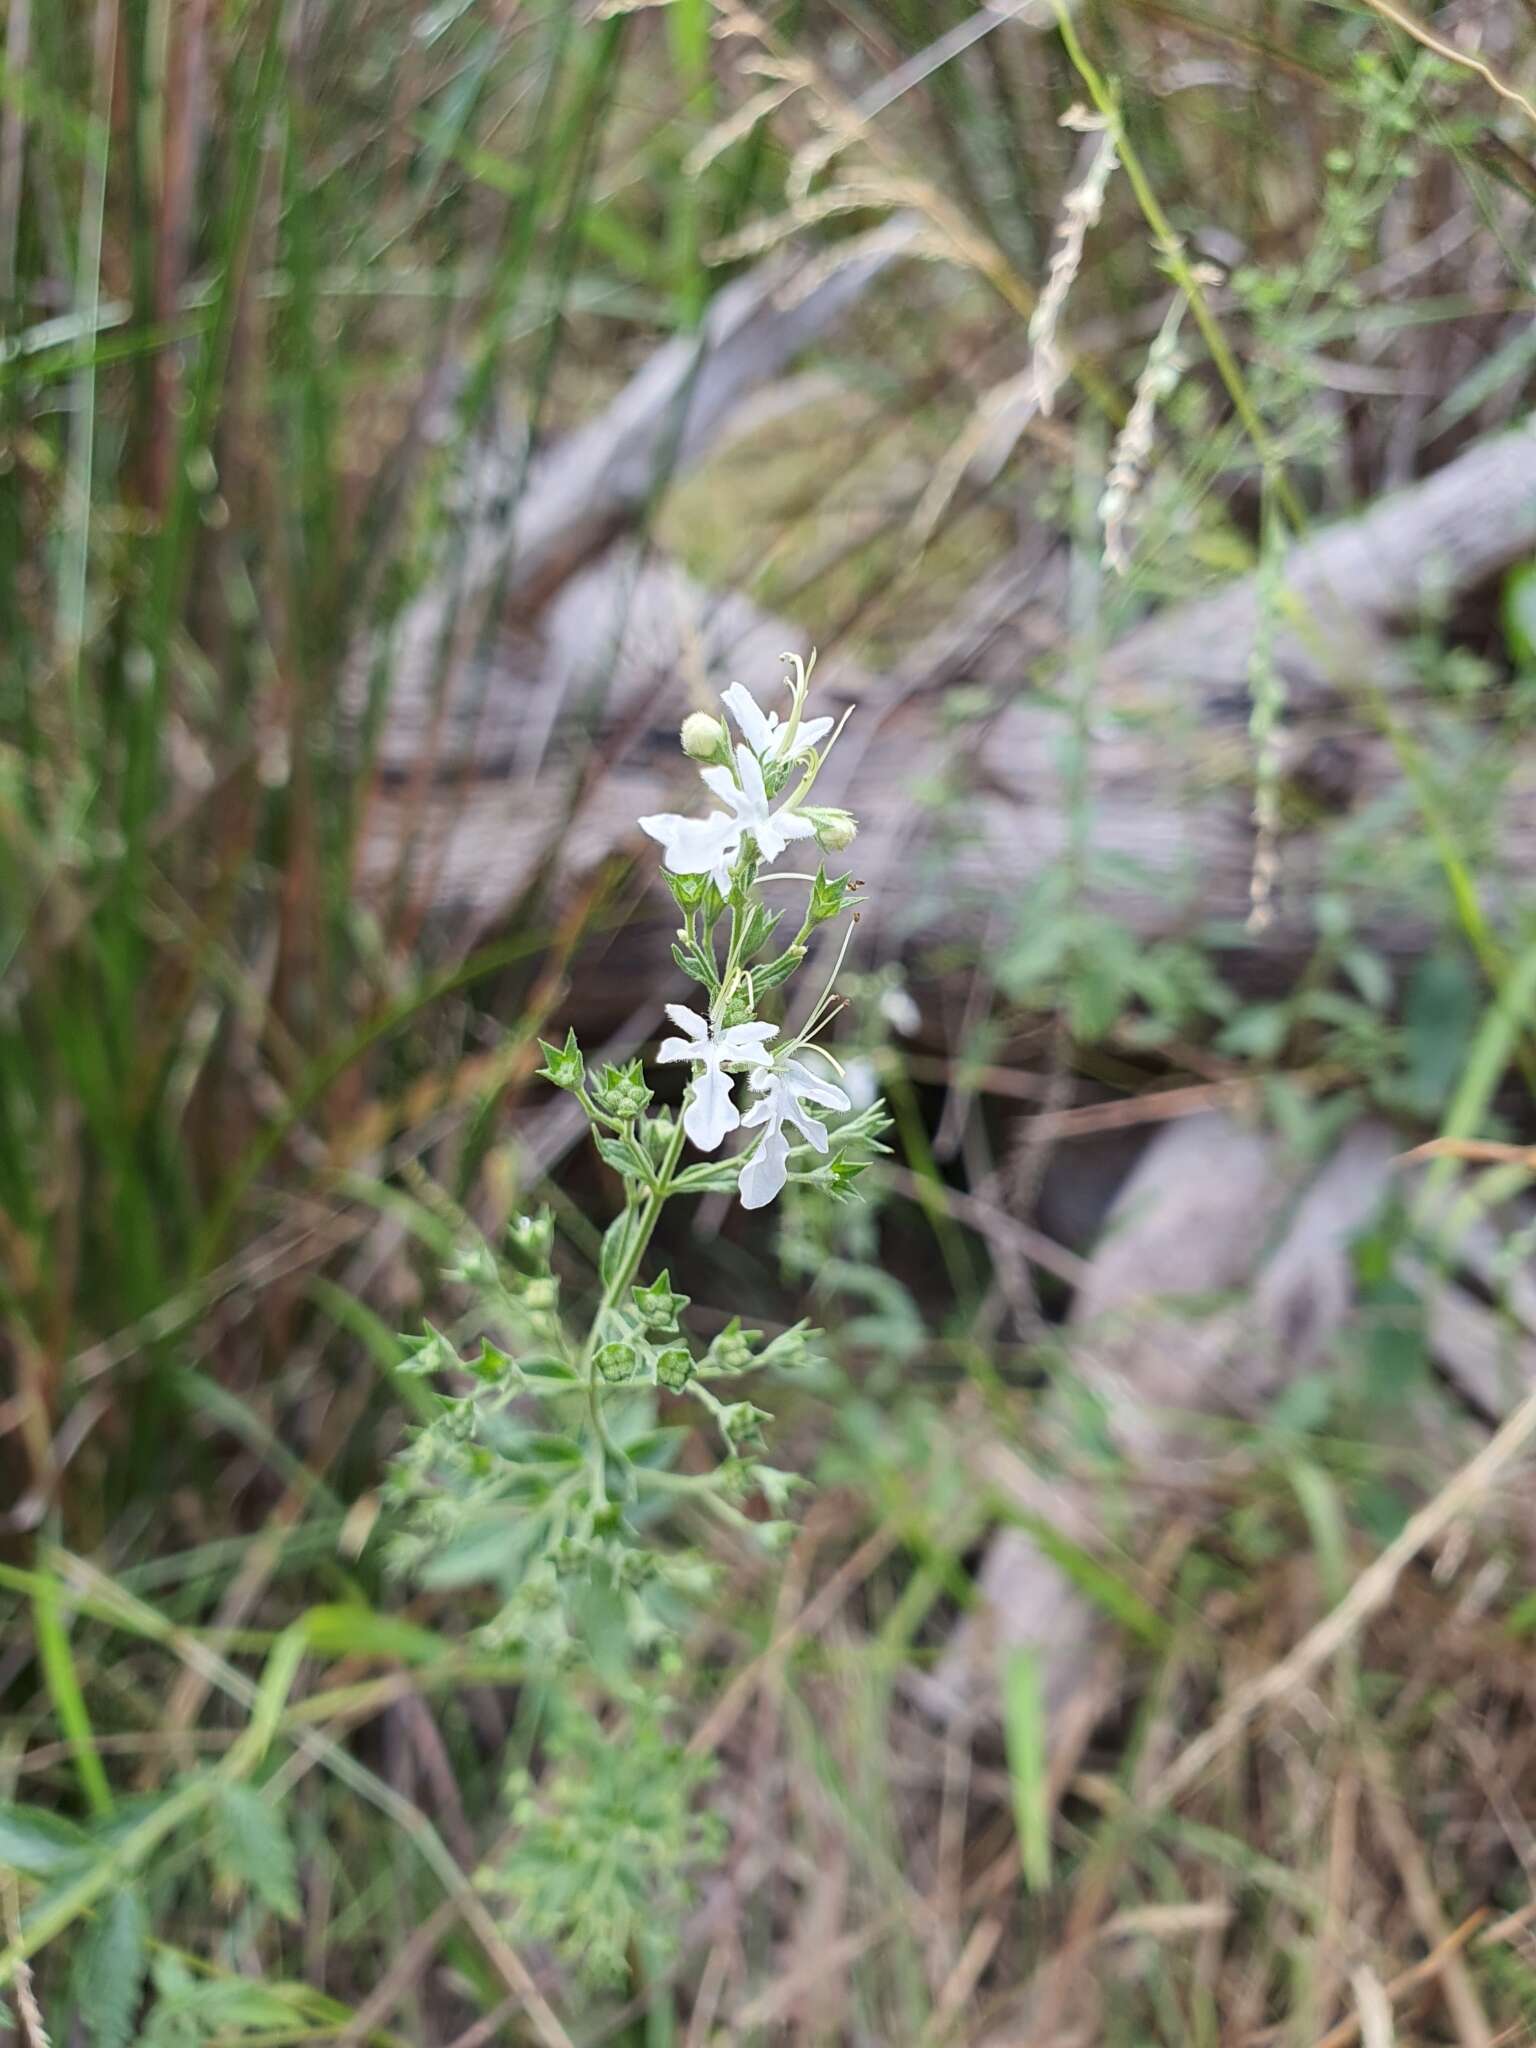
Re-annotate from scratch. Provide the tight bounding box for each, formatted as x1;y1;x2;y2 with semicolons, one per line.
362;417;1536;960
922;1115;1401;1725
365;219;919;782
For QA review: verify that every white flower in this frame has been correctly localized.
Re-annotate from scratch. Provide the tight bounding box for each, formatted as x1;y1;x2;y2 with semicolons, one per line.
638;806;740;894
657;1004;777;1151
879;986;921;1037
640;746;816;891
701;744;818;865
738;1054;852;1210
722;681;834;766
841;1055;880;1112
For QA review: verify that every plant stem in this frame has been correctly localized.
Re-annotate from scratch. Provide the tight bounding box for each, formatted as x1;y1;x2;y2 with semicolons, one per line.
1052;1;1306;533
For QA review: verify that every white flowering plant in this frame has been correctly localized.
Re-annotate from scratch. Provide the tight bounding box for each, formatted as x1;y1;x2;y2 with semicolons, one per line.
387;654;889;1653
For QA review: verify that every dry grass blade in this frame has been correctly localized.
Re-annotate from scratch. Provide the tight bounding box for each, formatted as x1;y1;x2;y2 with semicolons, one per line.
1149;1381;1536;1811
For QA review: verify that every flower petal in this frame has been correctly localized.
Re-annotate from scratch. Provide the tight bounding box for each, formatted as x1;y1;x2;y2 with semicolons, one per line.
733;744;768;814
641;810;739;876
663;1004;708;1041
775;810;817;840
783;1058;851;1112
717;1021;777;1061
699;763;746;816
781;1104;830;1151
785;713;834;758
721;681;776;759
684;1063;739;1152
657;1036;699;1065
738;1126;790;1209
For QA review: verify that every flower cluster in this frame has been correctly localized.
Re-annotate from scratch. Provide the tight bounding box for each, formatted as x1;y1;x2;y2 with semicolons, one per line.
388;651;887;1660
630;653;869;1209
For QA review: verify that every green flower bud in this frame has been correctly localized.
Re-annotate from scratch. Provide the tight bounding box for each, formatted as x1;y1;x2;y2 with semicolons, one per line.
655;1346;694;1392
807;806;858;852
680;711;728;761
595;1341;640;1384
645;1113;678;1164
706;1317;758;1373
507;1209;554;1273
632;1269;689;1332
593;1059;652;1120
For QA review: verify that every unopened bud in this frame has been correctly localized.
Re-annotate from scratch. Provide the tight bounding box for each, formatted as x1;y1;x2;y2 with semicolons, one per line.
809;807;858;852
680;711;727;761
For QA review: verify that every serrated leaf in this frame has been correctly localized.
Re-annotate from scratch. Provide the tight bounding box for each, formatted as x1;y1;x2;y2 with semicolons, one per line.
211;1781;299;1922
74;1884;148;2048
0;1800;93;1878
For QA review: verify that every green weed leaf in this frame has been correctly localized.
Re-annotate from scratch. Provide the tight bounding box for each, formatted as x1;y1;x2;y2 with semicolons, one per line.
75;1884;149;2048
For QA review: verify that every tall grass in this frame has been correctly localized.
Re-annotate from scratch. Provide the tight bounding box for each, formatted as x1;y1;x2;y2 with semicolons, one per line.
5;1;1536;2041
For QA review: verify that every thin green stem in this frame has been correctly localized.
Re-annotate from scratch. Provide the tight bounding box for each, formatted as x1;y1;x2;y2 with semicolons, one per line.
1052;1;1306;533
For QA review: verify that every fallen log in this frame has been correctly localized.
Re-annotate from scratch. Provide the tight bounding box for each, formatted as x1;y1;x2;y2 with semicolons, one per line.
361;415;1536;961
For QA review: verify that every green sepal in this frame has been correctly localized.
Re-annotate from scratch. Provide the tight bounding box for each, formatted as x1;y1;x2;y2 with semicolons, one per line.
595;1341;640;1384
537;1027;584;1091
632;1269;689;1332
396;1322;461;1377
808;864;857;925
654;1346;694;1392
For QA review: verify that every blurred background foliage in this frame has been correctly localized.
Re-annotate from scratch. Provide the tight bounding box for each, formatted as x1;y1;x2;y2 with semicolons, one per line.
6;0;1536;2041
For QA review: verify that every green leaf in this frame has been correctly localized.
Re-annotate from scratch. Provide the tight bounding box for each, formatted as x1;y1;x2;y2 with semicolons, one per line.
523;1433;584;1464
594;1134;654;1185
520;1355;581;1389
1001;1648;1051;1893
299;1605;452;1665
1503;562;1536;670
0;1800;93;1878
751;943;805;993
737;898;782;960
1009;1514;1171;1648
671;1157;742;1195
670;939;717;989
599;1210;639;1288
74;1884;149;2048
1403;951;1479;1116
210;1781;300;1922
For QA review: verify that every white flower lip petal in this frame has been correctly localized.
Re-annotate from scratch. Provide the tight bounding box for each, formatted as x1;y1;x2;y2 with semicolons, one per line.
736;1052;853;1207
656;1008;780;1153
639;809;740;894
721;679;834;765
738;1125;790;1210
